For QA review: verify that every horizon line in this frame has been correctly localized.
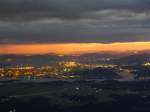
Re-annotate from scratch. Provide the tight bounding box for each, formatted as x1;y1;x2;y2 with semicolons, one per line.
1;41;150;55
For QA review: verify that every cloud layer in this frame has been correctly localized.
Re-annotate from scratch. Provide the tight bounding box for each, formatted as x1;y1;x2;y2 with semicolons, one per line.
0;0;150;43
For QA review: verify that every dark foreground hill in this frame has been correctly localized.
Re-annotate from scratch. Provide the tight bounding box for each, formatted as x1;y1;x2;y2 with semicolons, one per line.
0;81;150;112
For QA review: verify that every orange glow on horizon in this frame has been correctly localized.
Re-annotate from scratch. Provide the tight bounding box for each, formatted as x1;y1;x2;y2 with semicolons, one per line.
1;42;150;55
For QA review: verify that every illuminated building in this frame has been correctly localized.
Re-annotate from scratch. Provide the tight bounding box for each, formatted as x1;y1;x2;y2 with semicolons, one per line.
143;62;150;66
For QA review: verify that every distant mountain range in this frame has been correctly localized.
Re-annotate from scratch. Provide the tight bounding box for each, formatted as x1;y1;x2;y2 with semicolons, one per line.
0;52;150;66
0;54;60;66
112;53;150;65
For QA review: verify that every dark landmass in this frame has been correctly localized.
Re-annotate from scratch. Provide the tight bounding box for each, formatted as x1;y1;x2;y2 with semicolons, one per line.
112;53;150;65
1;53;150;112
70;67;121;79
1;80;150;112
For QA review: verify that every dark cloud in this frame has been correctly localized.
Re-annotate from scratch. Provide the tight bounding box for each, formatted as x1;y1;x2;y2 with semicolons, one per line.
0;20;150;43
0;0;150;43
0;0;150;21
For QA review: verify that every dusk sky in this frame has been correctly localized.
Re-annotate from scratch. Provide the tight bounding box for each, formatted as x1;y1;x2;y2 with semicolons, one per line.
0;0;150;54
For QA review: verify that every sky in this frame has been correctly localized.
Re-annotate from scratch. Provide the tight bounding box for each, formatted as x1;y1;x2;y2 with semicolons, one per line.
0;0;150;54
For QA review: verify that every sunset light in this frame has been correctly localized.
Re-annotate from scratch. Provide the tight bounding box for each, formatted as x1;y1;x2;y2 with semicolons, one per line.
1;42;150;55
